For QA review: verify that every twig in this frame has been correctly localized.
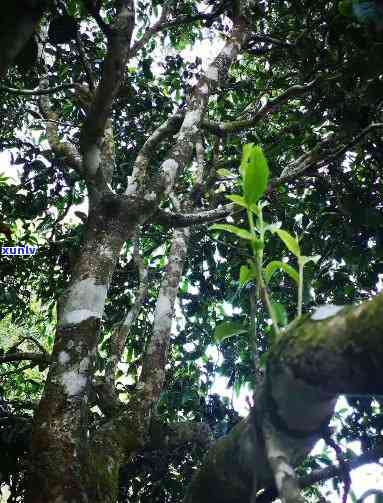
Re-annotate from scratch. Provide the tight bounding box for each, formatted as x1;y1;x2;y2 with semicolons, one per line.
0;83;75;96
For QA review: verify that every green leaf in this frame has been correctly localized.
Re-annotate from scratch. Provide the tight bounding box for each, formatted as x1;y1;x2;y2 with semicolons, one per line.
217;168;234;178
239;143;253;174
239;265;255;285
241;144;269;207
272;302;288;327
214;321;248;343
274;229;301;257
299;255;321;266
226;194;248;208
264;260;299;285
180;280;189;294
210;224;255;241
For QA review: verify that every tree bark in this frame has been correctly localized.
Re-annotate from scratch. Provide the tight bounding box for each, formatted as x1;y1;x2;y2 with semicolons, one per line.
26;195;154;502
183;294;383;503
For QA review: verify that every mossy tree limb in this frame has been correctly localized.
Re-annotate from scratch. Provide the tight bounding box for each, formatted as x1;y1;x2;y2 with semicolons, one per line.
184;293;383;503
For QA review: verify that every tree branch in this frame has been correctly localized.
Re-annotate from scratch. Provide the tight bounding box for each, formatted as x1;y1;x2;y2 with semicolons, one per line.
125;113;183;196
38;78;83;174
130;2;172;58
274;122;383;185
184;293;383;503
105;235;149;387
203;77;320;135
153;203;237;227
0;352;48;365
0;83;75;96
256;444;383;503
157;16;250;200
80;0;135;177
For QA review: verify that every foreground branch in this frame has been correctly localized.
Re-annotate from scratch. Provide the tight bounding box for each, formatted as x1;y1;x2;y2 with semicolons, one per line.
184;294;383;503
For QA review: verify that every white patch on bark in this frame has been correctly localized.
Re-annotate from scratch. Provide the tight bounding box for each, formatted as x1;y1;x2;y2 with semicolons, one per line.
162;158;179;183
84;144;101;176
61;369;87;396
200;83;209;95
311;304;344;321
183;109;202;129
79;357;90;372
99;245;114;260
205;65;219;81
125;181;138;196
123;310;134;326
58;351;70;365
154;295;172;333
60;278;107;327
275;460;295;491
222;42;235;57
144;191;156;202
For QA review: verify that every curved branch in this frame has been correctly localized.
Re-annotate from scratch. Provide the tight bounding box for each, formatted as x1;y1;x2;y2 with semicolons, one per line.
126;113;183;196
154;203;237;227
358;489;383;502
274;122;383;186
184;293;383;503
203;77;320;135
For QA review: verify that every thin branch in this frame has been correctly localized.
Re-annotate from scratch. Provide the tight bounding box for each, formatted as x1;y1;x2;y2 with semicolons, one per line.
323;122;383;164
130;2;172;57
154;122;383;228
7;335;47;354
358;489;383;502
299;444;383;489
254;445;383;501
273;122;383;186
126;113;183;196
130;2;226;57
203;77;320;135
0;352;48;365
153;203;237;227
105;234;149;386
0;83;75;96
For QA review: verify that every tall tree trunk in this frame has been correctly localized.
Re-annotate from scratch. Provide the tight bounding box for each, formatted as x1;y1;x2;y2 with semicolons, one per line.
26;197;138;502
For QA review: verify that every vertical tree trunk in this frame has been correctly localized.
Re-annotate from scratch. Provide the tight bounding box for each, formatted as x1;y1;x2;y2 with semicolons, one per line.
26;200;135;502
